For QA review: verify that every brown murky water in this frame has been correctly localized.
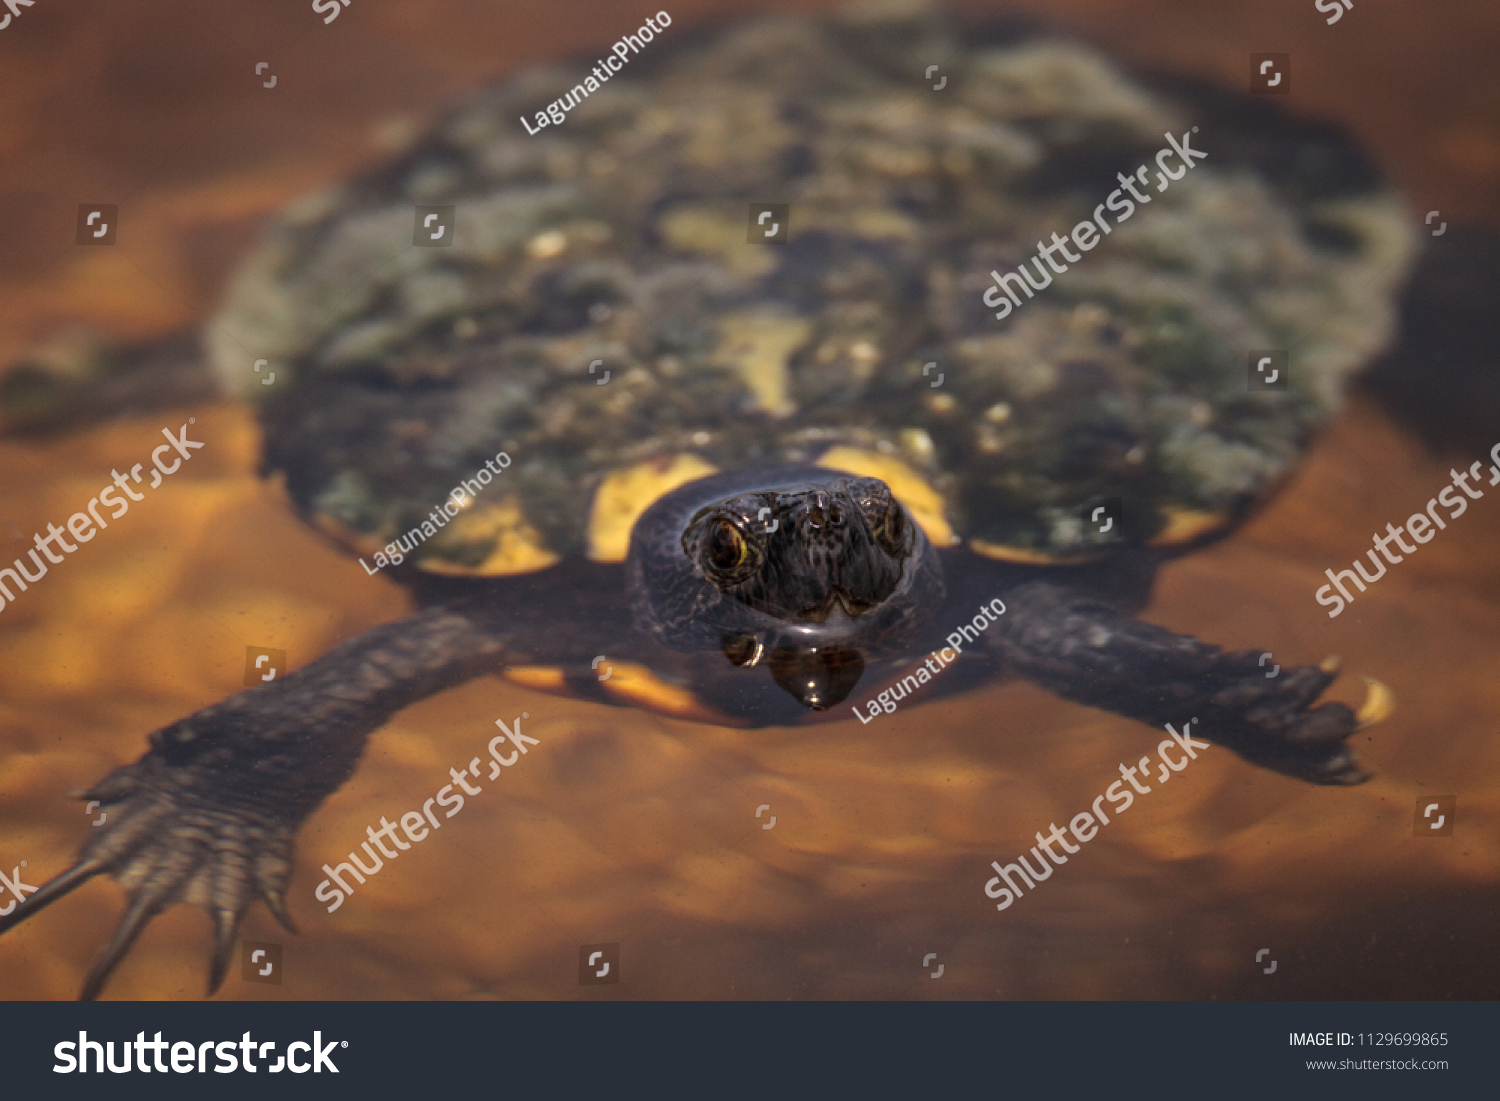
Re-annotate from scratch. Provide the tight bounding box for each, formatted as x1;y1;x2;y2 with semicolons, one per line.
0;0;1496;1000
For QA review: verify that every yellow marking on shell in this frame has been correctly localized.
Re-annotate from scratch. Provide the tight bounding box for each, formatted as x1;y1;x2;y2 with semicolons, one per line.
814;446;955;546
502;666;569;691
420;495;560;576
601;662;727;723
967;538;1104;565
1354;675;1395;730
525;230;568;259
587;454;720;563
658;206;778;279
845;206;922;240
711;312;814;419
1148;507;1230;548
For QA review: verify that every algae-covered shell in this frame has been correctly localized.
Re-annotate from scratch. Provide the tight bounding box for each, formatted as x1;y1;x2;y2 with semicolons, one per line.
208;4;1416;575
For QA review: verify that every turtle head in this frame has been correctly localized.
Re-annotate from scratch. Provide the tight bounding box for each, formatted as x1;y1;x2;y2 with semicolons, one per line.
627;467;945;710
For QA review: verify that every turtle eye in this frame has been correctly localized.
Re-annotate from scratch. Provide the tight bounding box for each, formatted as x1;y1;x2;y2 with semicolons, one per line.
878;499;908;552
705;519;749;574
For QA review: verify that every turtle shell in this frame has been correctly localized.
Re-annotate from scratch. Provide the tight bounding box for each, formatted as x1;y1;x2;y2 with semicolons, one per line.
208;5;1416;575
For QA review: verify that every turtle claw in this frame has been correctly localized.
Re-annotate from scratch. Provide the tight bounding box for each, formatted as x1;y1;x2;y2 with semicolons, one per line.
80;886;176;1003
208;907;244;997
0;755;299;1000
1209;649;1375;782
264;890;299;936
1354;675;1396;729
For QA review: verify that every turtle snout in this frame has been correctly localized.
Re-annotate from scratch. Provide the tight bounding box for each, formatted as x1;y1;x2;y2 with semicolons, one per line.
793;587;875;622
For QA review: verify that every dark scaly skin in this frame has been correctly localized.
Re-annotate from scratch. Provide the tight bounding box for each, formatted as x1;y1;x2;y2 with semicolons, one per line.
981;579;1362;783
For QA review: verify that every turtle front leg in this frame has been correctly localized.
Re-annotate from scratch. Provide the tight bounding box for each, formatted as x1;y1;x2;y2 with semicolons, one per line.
990;580;1375;785
0;603;510;999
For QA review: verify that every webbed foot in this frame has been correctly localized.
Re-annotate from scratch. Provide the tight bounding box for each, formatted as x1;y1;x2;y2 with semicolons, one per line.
0;564;512;1000
995;580;1377;784
2;753;298;999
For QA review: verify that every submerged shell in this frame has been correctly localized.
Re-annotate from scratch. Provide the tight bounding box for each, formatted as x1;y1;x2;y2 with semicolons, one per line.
210;4;1416;572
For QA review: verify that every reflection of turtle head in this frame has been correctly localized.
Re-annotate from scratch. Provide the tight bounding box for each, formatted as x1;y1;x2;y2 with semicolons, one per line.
628;467;944;710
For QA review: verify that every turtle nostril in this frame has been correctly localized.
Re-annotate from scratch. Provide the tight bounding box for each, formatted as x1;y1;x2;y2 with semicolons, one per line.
805;493;844;529
836;590;873;616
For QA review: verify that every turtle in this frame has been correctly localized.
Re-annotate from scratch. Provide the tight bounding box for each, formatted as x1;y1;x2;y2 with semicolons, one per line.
0;1;1417;1000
